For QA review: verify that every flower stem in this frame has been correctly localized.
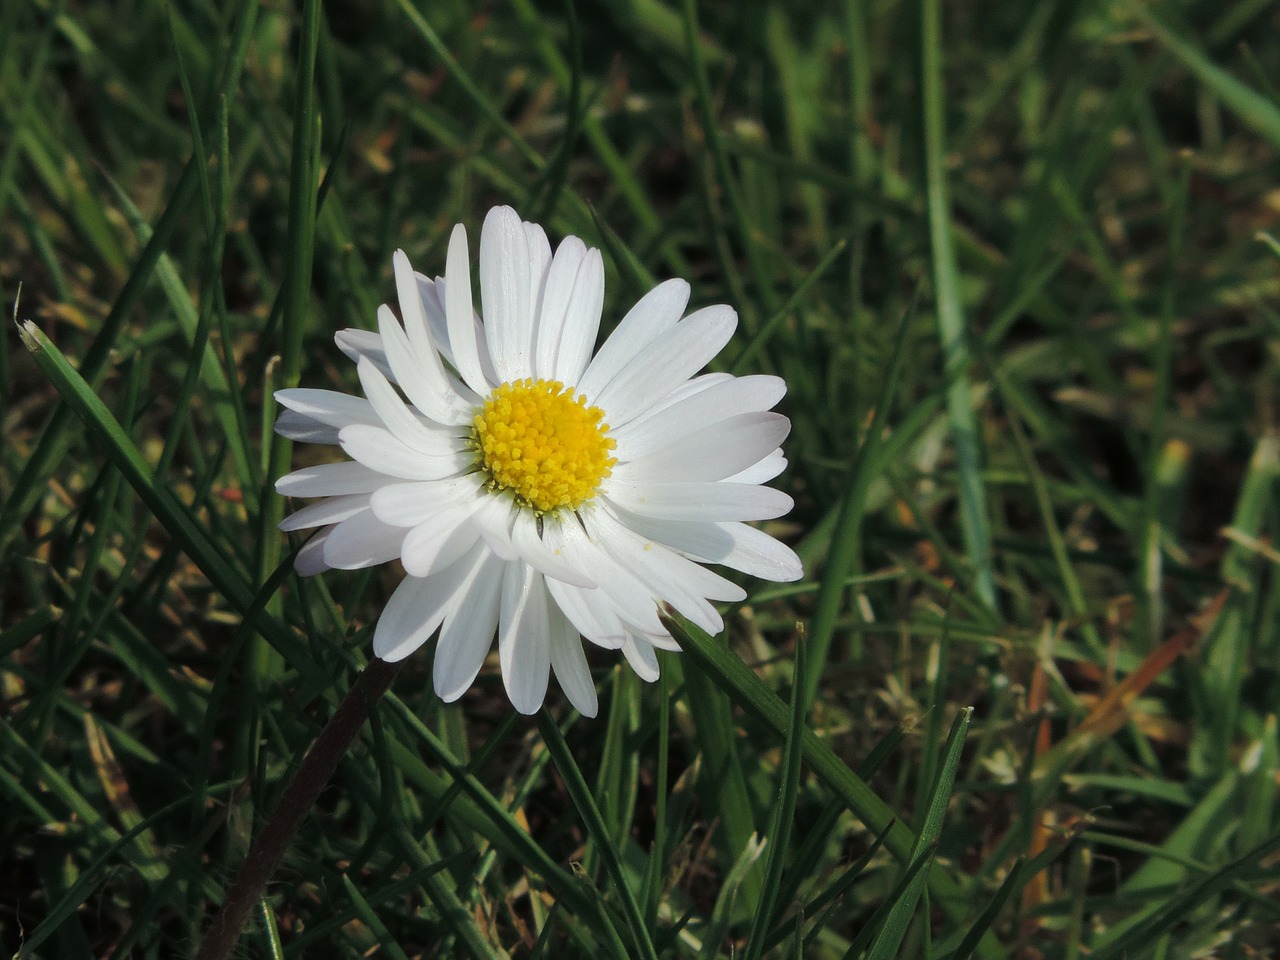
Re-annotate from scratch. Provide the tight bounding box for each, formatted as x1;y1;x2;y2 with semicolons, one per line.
195;657;402;960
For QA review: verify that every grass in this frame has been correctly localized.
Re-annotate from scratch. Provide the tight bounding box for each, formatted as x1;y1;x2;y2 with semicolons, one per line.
3;0;1280;957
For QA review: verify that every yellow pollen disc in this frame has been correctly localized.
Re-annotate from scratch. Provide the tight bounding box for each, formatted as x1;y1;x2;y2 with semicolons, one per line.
471;378;617;513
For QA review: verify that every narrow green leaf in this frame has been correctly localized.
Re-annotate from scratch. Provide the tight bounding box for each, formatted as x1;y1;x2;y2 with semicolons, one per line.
743;632;809;960
17;322;323;688
802;295;913;708
1091;833;1280;960
663;611;1004;958
340;874;413;960
537;712;660;960
257;900;286;960
680;652;764;913
1134;5;1280;150
921;0;995;609
866;708;973;960
0;0;261;551
950;859;1025;960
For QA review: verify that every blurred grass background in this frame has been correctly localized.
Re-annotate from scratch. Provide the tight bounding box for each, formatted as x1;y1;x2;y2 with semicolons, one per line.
2;0;1279;956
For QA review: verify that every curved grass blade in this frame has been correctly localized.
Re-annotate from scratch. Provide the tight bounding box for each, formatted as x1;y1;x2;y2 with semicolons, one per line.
16;321;322;687
865;707;973;960
743;631;809;960
948;858;1025;960
1133;5;1280;150
663;610;1003;958
802;293;916;710
0;0;261;552
340;874;413;960
922;0;995;609
537;711;660;960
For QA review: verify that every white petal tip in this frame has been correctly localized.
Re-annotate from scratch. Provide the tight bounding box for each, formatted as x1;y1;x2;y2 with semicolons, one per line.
372;634;422;663
777;558;804;582
510;694;544;716
434;681;467;704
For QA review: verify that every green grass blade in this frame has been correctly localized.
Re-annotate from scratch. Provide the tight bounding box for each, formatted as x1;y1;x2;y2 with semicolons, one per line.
732;239;848;375
18;794;195;956
259;0;323;588
340;873;413;960
949;859;1025;960
1134;6;1280;150
663;611;1003;957
257;900;286;960
0;0;261;551
15;321;321;685
679;0;777;321
537;711;659;960
865;708;972;960
921;0;995;609
1090;833;1280;960
678;652;765;913
743;633;809;960
803;296;915;709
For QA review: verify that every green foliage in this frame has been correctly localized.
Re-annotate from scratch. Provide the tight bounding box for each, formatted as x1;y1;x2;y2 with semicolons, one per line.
3;0;1279;957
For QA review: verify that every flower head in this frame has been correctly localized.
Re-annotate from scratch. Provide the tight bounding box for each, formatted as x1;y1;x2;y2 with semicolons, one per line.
275;206;801;716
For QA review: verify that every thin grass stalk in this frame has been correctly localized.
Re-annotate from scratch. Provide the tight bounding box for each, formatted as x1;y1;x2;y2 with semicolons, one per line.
195;658;402;960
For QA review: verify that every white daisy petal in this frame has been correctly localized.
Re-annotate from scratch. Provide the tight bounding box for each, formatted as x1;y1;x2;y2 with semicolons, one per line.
610;375;786;460
615;513;803;582
373;545;486;662
642;630;683;652
414;274;452;356
551;515;665;634
498;563;551;714
339;424;466;481
548;602;597;717
323;513;408;570
724;451;788;485
444;224;491;395
276;461;388;497
279;494;372;532
544;576;625;650
401;502;484;578
274;410;341;444
472;494;519;561
608;516;747;604
431;276;500;384
621;633;661;683
525;221;552;335
603;480;794;522
335;329;394;381
369;475;483;528
377;304;471;426
585;509;735;636
543;244;605;385
393;249;437;363
276;388;382;430
534;236;587;380
577;278;690;400
434;550;505;701
554;248;605;384
293;528;333;576
614;412;790;484
593;305;738;426
628;372;733;420
356;357;449;453
510;511;596;588
480;206;533;382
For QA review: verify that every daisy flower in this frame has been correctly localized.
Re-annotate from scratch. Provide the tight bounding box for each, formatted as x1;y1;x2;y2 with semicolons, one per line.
275;206;801;717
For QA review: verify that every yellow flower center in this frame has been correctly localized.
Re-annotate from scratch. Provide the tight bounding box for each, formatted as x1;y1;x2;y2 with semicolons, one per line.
471;378;616;513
